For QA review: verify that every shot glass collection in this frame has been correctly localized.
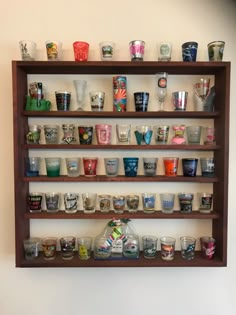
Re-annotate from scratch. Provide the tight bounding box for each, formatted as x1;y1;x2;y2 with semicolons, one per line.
27;191;213;214
19;39;225;62
25;155;215;178
25;74;215;112
21;39;221;265
23;234;216;262
26;123;216;146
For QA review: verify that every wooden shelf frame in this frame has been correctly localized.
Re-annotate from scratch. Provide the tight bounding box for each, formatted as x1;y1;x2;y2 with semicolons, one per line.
12;60;230;267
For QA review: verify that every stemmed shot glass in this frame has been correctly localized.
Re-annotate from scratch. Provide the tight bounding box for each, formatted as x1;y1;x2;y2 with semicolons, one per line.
73;80;87;111
156;72;168;111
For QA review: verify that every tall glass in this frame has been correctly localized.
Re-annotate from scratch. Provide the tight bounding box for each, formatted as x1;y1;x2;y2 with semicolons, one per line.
156;72;168;111
73;80;87;111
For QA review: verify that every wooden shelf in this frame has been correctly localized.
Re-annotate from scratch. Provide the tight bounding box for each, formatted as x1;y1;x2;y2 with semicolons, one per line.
23;175;218;183
23;110;220;119
12;60;230;268
13;60;229;75
23;144;221;151
24;211;220;220
20;251;225;268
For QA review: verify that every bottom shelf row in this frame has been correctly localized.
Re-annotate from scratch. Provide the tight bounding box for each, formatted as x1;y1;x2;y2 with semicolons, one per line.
21;252;223;268
23;233;216;265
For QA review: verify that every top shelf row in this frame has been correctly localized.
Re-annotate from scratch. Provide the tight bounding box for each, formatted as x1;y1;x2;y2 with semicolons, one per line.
13;61;229;75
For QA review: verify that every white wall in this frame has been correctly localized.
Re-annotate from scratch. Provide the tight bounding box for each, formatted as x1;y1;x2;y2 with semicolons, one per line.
0;0;236;314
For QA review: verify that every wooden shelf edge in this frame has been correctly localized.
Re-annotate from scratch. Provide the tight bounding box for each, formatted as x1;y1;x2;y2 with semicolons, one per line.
24;211;220;220
23;144;221;151
17;251;225;268
13;60;230;76
23;175;218;183
22;110;220;119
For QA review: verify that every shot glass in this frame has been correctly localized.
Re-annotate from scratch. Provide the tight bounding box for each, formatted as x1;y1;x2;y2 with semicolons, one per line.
62;123;76;144
45;40;61;60
135;125;153;145
172;91;188;111
62;123;76;145
45;157;61;177
142;235;158;259
78;237;92;260
178;193;194;213
143;157;158;176
78;126;93;145
25;157;40;176
60;236;76;260
44;125;59;144
82;193;97;213
95;124;112;145
160;193;175;214
142;193;156;213
203;127;215;145
182;41;198;62
26;125;41;144
200;236;216;259
123;234;139;259
160;236;176;261
163;157;179;176
42;237;57;260
123;157;139;177
134;92;149;112
104;158;119;177
28;192;43;213
73;41;89;61
62;124;76;145
200;157;215;177
198;192;213;213
180;236;196;260
113;195;126;214
63;193;79;213
98;194;111;213
45;192;60;213
55;91;71;111
129;40;145;61
23;238;39;260
89;91;105;111
155;125;169;144
66;157;80;177
99;41;115;61
116;124;131;144
158;42;172;61
94;237;112;259
186;126;202;144
208;41;225;61
126;195;139;213
83;157;98;177
182;158;198;177
19;40;36;61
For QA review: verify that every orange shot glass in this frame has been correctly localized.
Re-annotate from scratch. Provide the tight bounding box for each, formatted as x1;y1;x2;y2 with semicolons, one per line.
163;157;179;176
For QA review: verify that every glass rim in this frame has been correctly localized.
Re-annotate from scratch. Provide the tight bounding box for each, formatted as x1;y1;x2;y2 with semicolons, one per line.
160;236;176;243
207;40;225;46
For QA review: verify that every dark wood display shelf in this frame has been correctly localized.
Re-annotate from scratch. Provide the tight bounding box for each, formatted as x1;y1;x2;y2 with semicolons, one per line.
20;251;224;268
25;211;220;220
23;110;220;119
12;60;230;267
23;175;218;183
23;144;221;151
13;60;228;75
